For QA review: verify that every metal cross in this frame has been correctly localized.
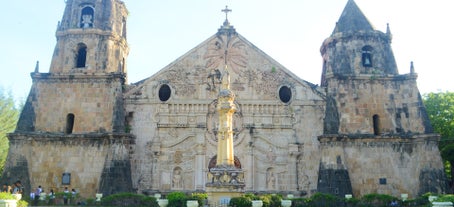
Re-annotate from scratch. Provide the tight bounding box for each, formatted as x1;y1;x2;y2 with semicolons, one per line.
221;6;232;20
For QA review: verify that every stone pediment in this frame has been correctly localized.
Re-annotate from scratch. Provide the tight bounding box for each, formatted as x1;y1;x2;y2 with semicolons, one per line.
125;31;323;102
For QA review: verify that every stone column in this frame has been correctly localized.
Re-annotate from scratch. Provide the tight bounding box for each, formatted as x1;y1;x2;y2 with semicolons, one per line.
288;144;300;191
195;143;205;190
245;139;254;191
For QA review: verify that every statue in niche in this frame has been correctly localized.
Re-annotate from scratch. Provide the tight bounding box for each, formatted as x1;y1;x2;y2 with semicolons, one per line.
172;169;183;189
267;171;276;189
81;14;93;28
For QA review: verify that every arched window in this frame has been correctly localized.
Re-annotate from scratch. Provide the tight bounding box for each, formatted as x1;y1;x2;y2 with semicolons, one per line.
362;46;373;67
66;113;75;134
373;114;381;135
76;43;87;68
80;7;94;28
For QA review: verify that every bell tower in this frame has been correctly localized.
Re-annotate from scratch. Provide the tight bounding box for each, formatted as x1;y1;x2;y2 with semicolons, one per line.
320;0;432;135
5;0;134;197
317;0;445;198
16;0;129;133
50;0;129;74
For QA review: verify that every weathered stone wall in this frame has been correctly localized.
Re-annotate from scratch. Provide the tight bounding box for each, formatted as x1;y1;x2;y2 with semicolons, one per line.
324;76;430;135
51;0;129;74
321;32;398;77
2;133;134;198
318;135;445;198
20;74;125;133
125;31;325;194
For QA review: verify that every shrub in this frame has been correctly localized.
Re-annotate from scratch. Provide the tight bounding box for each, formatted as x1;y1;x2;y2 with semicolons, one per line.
101;192;158;207
307;192;344;207
359;193;398;207
435;194;454;203
229;196;252;207
189;192;208;206
0;192;16;200
167;191;187;207
17;200;28;207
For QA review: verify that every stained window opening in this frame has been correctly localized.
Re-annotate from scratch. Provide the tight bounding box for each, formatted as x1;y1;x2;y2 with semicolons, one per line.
66;113;75;134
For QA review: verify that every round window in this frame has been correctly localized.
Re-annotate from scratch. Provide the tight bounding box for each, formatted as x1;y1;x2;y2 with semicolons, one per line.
158;84;171;102
279;86;292;103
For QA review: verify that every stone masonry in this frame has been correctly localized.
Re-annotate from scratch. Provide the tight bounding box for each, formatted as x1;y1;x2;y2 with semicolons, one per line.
2;0;447;200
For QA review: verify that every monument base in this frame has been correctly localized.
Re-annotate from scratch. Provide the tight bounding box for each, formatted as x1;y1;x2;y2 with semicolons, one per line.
206;186;244;205
206;165;245;205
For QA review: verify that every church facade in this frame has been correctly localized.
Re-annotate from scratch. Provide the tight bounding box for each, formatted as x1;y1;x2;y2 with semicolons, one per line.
2;0;448;199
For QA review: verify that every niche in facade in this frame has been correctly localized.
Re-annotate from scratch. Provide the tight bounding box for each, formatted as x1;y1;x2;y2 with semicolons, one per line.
80;6;94;28
362;45;373;67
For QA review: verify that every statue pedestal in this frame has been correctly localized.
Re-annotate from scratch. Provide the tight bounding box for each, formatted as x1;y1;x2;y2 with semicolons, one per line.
206;165;245;205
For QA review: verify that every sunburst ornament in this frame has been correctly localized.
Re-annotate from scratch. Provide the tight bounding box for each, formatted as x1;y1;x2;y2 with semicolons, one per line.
204;6;248;74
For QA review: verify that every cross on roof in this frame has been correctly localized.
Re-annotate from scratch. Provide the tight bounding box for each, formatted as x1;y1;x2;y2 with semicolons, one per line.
222;6;232;21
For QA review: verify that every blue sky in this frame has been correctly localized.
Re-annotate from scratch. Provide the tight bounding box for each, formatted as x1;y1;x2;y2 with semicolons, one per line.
1;0;453;101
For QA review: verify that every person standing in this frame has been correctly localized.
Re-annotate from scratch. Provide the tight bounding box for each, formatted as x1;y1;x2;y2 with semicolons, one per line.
34;185;42;206
48;189;55;205
63;187;69;205
71;189;77;204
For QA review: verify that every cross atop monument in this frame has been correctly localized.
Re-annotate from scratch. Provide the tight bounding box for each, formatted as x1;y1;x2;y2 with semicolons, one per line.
221;6;232;21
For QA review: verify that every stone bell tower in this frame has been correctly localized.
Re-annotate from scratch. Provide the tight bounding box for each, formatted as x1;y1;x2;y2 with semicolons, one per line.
17;0;130;133
317;0;447;198
3;0;134;198
50;0;129;75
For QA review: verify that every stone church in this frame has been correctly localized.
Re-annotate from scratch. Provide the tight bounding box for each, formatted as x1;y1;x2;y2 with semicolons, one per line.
2;0;448;199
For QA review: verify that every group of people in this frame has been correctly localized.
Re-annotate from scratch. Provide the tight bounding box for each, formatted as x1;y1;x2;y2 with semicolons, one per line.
1;180;24;194
1;181;79;205
31;186;77;205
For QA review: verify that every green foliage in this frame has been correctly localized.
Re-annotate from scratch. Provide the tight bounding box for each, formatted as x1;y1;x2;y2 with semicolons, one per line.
0;88;21;174
229;196;252;207
166;191;187;207
0;192;16;200
423;92;454;182
189;192;207;206
101;192;158;207
359;193;398;207
423;92;454;144
435;194;454;203
306;192;344;207
17;200;28;207
255;194;282;207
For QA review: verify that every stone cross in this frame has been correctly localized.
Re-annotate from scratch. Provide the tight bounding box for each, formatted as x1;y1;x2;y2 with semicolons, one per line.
222;6;232;21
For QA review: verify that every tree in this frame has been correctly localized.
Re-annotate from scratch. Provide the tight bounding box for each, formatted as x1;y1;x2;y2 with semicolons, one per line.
423;92;454;187
0;88;21;174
